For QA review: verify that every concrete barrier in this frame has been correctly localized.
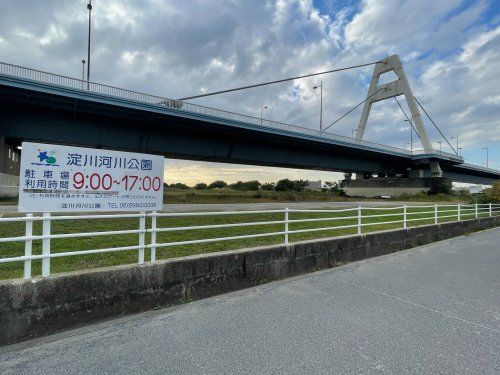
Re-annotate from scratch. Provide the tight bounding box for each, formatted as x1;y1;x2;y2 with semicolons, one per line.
1;216;499;346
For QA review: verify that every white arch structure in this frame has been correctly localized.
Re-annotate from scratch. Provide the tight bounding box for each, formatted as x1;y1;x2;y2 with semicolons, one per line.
355;54;442;177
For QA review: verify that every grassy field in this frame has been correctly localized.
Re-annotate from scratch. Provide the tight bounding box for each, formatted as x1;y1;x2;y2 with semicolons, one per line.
0;205;492;280
161;189;372;203
1;187;471;206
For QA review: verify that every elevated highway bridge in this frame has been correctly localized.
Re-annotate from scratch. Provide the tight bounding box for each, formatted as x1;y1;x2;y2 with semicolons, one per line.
0;61;498;186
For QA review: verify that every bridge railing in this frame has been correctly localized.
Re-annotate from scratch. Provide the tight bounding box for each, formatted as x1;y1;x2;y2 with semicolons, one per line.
0;203;497;280
1;61;462;160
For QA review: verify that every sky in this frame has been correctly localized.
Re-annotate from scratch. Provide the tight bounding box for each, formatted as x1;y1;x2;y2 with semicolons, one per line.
0;0;499;185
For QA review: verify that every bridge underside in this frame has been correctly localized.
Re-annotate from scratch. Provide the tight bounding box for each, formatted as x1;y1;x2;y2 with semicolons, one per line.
0;83;497;185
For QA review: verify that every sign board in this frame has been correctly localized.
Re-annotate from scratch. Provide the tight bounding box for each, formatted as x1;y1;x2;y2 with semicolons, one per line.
469;185;483;194
19;142;164;212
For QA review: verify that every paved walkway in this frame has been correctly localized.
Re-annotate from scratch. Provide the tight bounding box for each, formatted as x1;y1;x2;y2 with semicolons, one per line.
1;228;499;374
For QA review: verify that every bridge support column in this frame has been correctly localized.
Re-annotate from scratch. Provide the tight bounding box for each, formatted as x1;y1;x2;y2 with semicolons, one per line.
354;54;443;177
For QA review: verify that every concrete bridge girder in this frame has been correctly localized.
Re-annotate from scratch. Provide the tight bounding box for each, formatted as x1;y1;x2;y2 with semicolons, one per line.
0;73;498;186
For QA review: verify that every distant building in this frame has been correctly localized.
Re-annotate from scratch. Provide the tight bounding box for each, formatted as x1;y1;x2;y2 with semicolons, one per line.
306;180;322;191
0;137;20;198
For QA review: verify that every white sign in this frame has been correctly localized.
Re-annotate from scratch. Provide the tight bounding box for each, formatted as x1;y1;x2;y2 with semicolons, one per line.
19;142;164;212
469;185;483;194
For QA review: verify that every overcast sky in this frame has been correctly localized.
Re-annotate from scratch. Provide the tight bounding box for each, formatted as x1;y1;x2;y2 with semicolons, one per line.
1;0;498;184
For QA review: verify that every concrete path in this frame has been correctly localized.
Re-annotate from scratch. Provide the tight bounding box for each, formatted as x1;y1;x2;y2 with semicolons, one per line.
1;228;499;374
0;200;436;214
161;200;433;212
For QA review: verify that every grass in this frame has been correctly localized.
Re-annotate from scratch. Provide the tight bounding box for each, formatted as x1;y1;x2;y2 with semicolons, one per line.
1;188;471;206
0;205;494;281
153;189;363;204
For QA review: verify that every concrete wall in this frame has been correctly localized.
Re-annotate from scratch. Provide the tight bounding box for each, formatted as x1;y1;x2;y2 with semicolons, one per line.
342;177;451;198
1;216;499;346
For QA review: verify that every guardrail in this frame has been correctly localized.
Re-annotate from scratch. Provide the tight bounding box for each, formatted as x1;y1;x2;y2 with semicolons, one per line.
0;61;461;160
0;203;498;280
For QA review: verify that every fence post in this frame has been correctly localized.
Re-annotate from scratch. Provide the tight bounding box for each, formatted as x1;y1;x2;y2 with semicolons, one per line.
434;204;438;224
138;211;146;264
403;205;407;229
23;213;33;279
489;203;492;217
457;204;461;221
475;203;478;219
42;212;51;277
150;211;157;262
284;208;289;244
357;206;362;235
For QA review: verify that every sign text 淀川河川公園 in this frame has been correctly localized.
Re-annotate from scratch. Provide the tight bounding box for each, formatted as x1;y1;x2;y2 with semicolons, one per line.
18;142;164;212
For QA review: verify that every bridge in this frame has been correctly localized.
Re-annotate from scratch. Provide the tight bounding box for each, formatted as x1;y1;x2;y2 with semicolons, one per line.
0;60;498;187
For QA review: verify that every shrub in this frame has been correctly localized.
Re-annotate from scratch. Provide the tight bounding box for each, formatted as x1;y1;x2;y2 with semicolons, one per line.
429;178;452;195
261;182;275;191
275;179;308;192
169;182;190;190
323;181;344;195
229;180;261;191
208;180;227;189
478;182;500;204
194;183;208;190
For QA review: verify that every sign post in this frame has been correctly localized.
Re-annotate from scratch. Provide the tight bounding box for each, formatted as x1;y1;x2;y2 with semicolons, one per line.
19;142;164;212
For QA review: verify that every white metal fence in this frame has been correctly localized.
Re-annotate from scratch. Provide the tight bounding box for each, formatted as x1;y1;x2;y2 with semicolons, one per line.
0;203;498;280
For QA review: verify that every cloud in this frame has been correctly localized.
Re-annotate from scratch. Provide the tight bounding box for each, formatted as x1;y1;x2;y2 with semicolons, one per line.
0;0;498;175
164;159;341;185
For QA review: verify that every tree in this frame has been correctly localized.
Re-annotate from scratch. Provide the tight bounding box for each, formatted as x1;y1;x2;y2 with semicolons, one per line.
169;182;190;190
261;182;275;191
323;181;344;195
275;179;294;191
275;179;308;192
230;180;261;191
293;180;309;192
479;181;500;203
194;182;208;190
428;178;452;195
208;180;227;189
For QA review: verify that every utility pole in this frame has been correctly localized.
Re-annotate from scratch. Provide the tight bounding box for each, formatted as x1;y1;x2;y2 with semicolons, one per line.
86;0;92;90
404;118;413;152
313;81;323;132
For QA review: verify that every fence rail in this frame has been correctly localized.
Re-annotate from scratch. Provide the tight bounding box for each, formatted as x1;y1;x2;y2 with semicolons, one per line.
0;61;461;160
0;203;498;280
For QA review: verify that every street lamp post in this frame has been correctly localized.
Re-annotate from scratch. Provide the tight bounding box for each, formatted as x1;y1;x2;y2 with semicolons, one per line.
404;118;413;152
86;0;92;90
260;106;268;126
313;81;323;132
81;60;85;89
482;147;489;168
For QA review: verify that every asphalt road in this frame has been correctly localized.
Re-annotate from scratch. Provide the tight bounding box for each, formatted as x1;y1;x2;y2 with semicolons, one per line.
1;228;499;374
0;200;435;213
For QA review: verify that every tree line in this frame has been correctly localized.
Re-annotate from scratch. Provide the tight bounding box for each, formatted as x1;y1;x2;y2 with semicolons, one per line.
165;179;344;193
